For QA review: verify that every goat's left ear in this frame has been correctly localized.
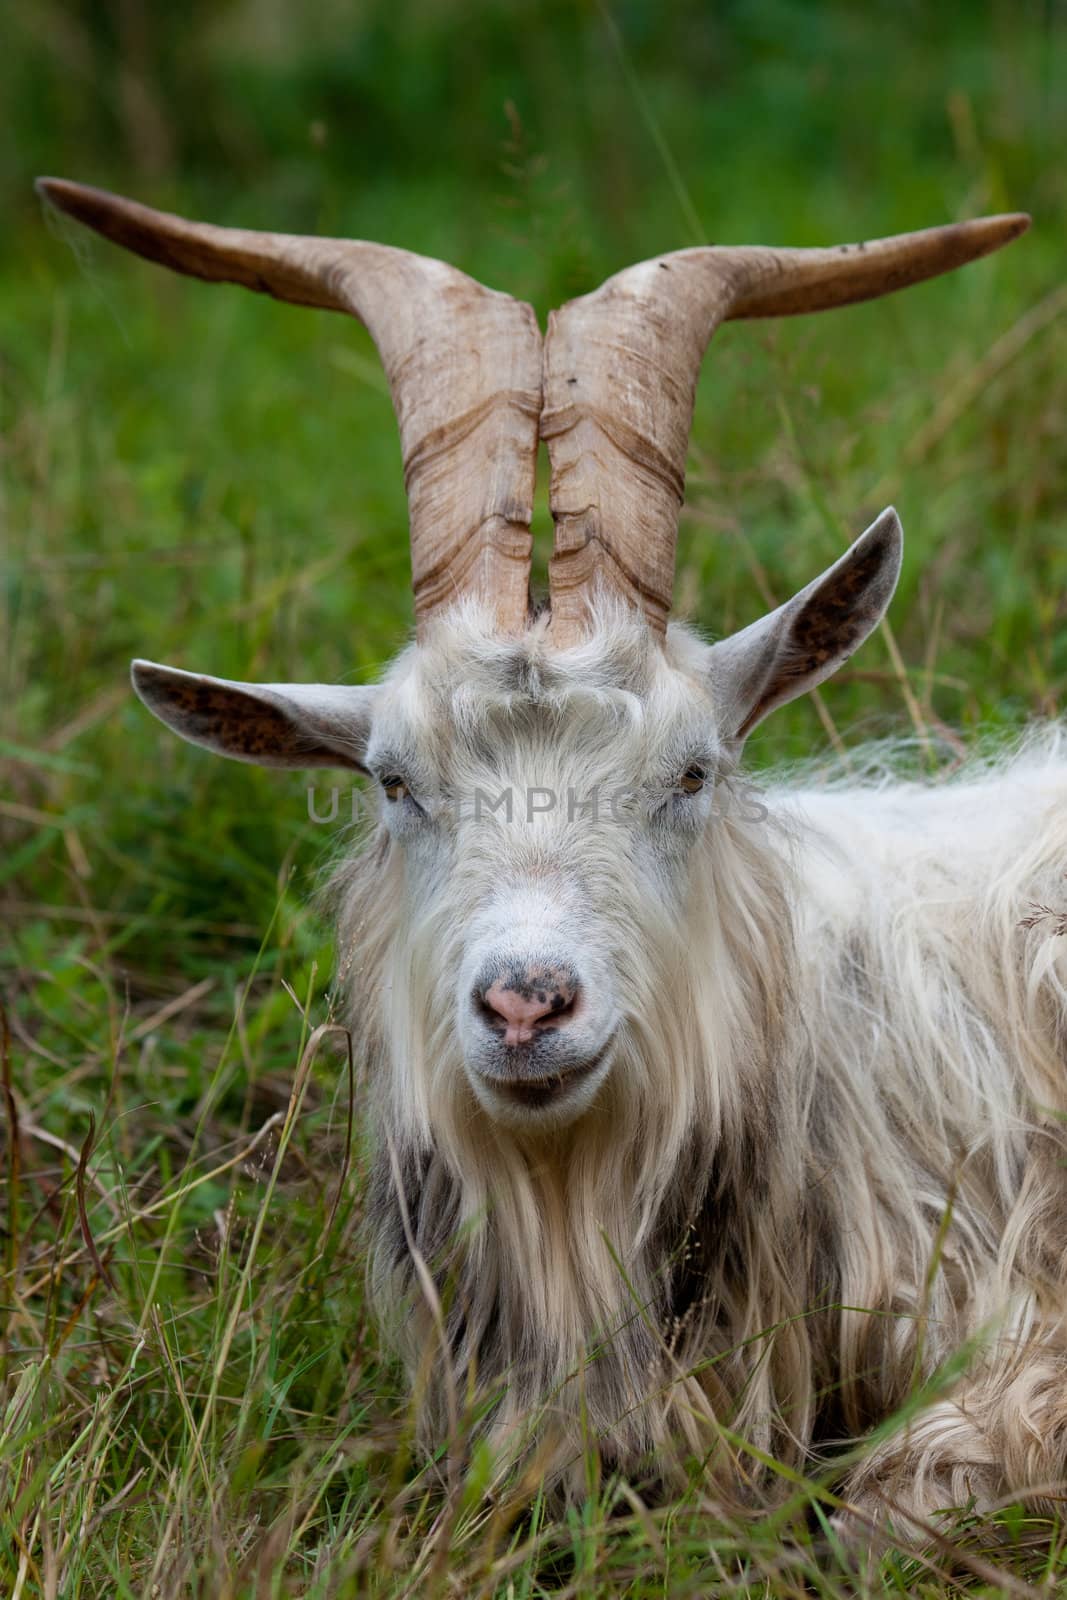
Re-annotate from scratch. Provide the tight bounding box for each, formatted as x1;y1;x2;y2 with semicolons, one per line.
131;661;376;770
708;506;903;746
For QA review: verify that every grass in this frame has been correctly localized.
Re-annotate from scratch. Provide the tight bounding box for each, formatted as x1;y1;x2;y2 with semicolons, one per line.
2;0;1067;1591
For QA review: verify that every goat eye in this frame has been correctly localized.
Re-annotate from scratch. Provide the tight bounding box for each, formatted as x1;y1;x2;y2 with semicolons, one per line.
381;776;408;803
678;764;707;795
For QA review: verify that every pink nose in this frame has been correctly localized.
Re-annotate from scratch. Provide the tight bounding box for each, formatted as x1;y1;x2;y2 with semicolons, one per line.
479;970;579;1048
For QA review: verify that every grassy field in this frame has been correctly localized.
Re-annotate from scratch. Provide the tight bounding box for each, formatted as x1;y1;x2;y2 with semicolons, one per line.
2;0;1067;1592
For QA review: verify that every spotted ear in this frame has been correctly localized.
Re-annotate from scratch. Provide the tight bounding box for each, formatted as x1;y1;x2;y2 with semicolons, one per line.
131;660;376;770
708;507;903;745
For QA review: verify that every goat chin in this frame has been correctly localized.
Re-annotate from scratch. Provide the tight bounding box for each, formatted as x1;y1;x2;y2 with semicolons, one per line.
333;692;1067;1520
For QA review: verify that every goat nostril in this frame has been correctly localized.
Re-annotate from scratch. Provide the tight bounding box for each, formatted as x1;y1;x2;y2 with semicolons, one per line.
548;990;577;1022
475;990;499;1026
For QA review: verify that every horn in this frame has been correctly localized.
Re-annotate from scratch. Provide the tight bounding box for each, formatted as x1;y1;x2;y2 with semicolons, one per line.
36;178;543;637
541;213;1030;646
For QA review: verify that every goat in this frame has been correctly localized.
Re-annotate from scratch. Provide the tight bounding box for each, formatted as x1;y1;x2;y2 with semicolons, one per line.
40;178;1067;1539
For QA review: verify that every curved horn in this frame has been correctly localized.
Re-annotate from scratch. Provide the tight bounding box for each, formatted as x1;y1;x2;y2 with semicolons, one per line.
541;213;1030;646
37;178;542;637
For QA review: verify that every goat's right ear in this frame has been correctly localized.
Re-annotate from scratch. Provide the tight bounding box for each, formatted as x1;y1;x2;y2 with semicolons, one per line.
131;661;376;771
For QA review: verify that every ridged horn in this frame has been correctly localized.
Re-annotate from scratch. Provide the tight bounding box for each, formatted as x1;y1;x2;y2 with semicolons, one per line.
36;178;543;637
541;213;1030;646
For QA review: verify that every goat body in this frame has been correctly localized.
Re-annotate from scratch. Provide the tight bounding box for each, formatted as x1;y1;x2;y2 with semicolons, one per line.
40;178;1060;1536
338;614;1067;1524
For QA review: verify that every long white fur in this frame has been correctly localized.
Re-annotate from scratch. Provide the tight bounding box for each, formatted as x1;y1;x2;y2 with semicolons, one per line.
332;601;1067;1524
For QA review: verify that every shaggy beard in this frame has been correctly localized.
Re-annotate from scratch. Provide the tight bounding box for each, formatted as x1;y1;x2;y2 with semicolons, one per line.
343;813;810;1495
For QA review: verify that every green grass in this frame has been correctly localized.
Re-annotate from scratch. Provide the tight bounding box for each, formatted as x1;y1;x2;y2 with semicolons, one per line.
2;0;1067;1591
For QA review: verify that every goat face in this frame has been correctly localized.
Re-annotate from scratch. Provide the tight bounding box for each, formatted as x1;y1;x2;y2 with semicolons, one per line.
361;608;727;1129
131;509;902;1133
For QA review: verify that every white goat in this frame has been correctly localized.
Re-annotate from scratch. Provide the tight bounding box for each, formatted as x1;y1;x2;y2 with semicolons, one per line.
42;179;1067;1539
